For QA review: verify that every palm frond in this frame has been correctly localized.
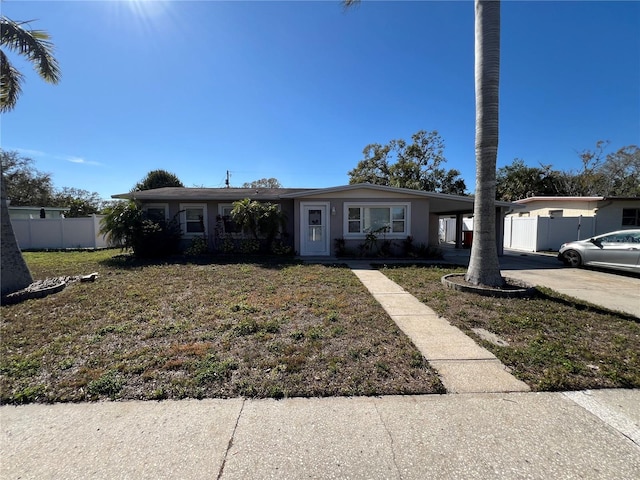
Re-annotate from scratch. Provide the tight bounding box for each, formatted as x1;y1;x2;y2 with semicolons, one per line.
1;16;61;84
0;49;23;113
342;0;361;11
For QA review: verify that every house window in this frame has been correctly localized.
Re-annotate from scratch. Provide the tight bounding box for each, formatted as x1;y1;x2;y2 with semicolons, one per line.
180;204;207;236
143;204;168;222
345;204;409;236
218;204;242;234
622;208;640;227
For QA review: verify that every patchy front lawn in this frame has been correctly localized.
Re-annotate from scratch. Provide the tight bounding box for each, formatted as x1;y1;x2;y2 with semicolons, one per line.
0;251;444;404
380;265;640;391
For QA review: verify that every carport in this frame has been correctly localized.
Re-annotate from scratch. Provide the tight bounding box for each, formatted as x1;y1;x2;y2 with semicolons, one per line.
425;192;518;255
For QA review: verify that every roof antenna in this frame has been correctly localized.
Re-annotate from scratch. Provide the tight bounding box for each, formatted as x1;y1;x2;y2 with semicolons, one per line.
225;170;230;188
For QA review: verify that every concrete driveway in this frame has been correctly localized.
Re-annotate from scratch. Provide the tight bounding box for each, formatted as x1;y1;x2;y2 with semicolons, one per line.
443;247;640;318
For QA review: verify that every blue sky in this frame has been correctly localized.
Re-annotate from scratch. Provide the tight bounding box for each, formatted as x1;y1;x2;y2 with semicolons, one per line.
2;0;639;200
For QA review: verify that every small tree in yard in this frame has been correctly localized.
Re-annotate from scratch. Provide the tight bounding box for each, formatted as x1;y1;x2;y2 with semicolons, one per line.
230;198;288;252
100;201;181;258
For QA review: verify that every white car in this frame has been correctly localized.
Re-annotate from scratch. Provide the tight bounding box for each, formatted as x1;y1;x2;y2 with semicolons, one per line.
558;229;640;273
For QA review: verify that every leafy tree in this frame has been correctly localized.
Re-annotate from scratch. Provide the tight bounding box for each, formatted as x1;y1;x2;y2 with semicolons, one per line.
496;159;561;201
50;187;104;217
242;178;282;188
347;143;392;185
1;16;60;297
561;141;640;197
348;130;467;194
439;169;468;197
1;151;105;215
0;150;53;206
100;201;181;257
599;144;640;196
231;198;287;247
1;16;61;112
133;169;184;191
497;142;640;200
562;140;610;196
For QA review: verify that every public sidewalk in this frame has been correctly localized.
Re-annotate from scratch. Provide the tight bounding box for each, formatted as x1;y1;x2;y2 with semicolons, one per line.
2;391;639;479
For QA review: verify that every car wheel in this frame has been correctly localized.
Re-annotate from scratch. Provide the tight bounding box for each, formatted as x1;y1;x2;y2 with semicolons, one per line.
563;249;582;268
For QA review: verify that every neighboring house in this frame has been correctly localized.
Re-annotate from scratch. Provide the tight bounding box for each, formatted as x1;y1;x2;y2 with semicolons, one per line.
508;196;640;232
113;183;517;256
8;205;70;219
503;196;640;252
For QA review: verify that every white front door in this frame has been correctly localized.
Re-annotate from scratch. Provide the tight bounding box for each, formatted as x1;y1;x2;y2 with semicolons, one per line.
301;203;330;256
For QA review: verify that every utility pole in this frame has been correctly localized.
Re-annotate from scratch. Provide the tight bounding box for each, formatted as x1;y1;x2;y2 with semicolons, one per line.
225;170;230;188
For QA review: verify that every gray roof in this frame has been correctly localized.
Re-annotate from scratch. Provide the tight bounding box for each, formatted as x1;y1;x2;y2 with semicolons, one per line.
111;183;519;215
112;187;314;201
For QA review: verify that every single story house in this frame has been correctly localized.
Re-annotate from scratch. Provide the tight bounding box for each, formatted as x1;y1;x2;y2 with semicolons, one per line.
112;183;517;257
501;196;640;252
508;196;640;234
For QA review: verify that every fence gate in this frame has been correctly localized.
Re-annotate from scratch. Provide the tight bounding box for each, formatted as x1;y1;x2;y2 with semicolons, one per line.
504;216;595;252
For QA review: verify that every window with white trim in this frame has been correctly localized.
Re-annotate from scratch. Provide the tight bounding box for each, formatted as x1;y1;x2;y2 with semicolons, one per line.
345;203;409;237
180;204;207;236
218;204;242;234
142;203;169;222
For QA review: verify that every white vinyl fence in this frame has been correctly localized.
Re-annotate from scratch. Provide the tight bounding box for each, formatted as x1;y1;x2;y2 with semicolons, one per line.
11;215;110;250
440;216;596;252
439;217;473;243
503;216;595;252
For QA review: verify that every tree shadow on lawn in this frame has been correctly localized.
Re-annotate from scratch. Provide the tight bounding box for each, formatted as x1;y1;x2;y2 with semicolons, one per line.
534;286;640;324
100;253;336;271
379;263;639;323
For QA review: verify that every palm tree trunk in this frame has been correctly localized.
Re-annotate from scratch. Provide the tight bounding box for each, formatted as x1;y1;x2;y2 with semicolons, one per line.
1;172;33;298
465;0;505;287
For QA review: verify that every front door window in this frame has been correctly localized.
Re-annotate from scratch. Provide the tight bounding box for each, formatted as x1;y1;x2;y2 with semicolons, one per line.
308;209;323;242
301;204;329;255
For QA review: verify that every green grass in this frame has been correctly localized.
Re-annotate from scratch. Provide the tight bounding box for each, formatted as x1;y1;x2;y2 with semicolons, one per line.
0;251;444;404
380;264;640;391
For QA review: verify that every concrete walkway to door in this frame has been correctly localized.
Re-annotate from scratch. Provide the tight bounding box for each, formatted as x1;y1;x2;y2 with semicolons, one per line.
346;261;530;394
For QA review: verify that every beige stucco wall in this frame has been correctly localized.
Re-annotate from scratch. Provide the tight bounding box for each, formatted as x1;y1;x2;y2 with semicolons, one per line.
594;199;640;234
506;198;640;234
508;199;601;217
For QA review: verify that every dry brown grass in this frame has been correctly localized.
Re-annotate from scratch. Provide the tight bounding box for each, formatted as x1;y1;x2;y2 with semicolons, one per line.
0;251;444;403
380;264;640;391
